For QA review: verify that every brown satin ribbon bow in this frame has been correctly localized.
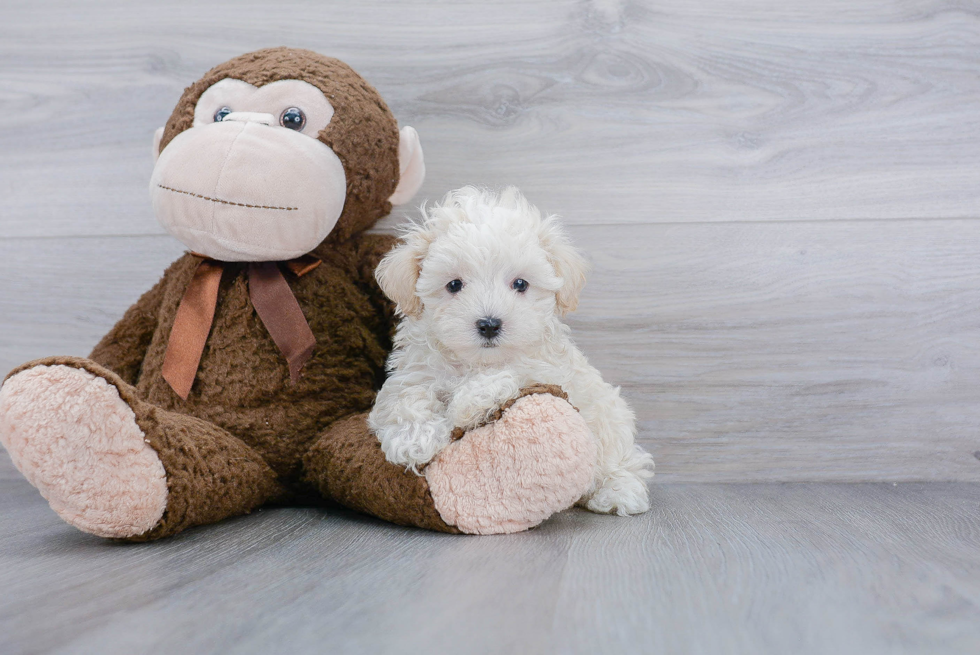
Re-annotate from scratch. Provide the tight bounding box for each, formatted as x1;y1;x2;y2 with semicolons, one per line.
161;254;321;400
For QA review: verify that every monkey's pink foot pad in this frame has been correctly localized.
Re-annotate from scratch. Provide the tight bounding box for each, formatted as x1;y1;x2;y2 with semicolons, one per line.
0;365;167;538
426;393;596;534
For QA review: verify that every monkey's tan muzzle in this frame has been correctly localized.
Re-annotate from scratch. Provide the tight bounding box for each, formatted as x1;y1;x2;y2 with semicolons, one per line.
150;118;347;262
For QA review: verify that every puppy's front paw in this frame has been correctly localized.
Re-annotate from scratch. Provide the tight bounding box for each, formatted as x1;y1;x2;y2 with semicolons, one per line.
378;419;453;474
447;371;522;430
446;395;492;431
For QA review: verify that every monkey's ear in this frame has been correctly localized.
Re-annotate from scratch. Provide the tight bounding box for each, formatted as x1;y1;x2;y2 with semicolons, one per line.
388;126;425;206
152;127;164;163
375;229;430;318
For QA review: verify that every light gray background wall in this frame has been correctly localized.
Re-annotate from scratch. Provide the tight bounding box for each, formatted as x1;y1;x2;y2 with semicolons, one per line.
2;0;979;482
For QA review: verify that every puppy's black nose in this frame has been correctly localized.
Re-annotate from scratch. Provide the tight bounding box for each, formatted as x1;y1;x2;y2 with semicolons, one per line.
476;317;503;339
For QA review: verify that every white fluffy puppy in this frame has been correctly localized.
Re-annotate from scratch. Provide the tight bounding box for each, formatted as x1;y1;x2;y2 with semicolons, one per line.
368;186;654;515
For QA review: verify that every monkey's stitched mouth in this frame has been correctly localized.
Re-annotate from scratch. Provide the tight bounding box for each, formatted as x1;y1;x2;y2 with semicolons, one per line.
157;184;298;211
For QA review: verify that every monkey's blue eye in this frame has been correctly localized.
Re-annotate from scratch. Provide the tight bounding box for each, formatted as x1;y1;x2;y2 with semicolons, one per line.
446;279;463;294
512;278;529;293
213;106;232;122
280;107;306;131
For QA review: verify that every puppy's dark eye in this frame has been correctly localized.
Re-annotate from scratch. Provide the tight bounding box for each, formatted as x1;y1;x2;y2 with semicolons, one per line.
446;279;463;294
280;107;306;131
213;106;232;122
512;278;529;293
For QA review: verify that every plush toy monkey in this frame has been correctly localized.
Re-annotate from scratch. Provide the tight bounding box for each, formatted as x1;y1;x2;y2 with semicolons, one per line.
0;48;596;539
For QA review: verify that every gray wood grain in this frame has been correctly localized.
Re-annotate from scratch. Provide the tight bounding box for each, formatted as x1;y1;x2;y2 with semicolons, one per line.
2;0;980;239
578;219;980;482
1;467;978;655
3;219;978;482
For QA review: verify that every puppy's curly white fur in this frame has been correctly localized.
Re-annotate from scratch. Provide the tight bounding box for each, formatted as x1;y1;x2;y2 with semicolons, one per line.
368;186;655;515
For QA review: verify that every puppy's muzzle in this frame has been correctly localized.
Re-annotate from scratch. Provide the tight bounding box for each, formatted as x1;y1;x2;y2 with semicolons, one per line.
476;317;503;341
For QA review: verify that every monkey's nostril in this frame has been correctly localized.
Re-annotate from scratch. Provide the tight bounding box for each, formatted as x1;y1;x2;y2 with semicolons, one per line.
475;317;503;339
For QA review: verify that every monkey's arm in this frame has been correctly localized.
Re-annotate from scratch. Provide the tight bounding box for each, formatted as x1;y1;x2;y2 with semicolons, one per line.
88;269;168;386
351;232;400;340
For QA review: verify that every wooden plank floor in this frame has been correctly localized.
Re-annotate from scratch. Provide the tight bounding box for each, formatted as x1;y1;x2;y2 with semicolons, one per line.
2;453;979;655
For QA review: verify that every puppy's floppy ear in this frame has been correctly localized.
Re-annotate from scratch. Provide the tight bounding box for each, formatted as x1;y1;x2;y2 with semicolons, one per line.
539;216;591;316
375;228;430;318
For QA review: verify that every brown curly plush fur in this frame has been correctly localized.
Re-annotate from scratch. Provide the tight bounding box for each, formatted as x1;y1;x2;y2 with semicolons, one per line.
4;48;461;540
11;231;410;539
89;236;397;483
303;412;462;534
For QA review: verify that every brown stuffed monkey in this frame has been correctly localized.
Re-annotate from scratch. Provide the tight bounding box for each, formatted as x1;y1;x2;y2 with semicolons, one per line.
0;48;595;540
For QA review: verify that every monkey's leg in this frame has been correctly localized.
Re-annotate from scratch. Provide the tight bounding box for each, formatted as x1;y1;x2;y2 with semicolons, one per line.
302;412;460;533
0;357;283;541
303;386;596;535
